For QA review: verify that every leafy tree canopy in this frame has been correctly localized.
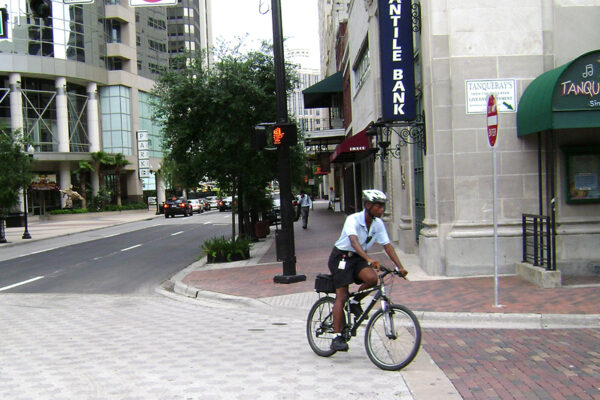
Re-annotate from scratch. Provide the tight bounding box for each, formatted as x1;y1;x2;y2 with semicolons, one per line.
152;42;304;209
0;130;33;214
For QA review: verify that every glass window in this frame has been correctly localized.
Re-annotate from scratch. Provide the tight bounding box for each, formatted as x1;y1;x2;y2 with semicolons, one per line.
353;37;370;91
564;146;600;203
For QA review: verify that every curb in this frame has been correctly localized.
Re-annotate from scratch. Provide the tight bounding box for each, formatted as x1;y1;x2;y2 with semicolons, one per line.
416;311;600;329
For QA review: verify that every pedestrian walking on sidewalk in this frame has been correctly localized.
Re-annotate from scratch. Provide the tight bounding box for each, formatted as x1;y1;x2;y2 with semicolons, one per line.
299;190;312;229
328;189;408;352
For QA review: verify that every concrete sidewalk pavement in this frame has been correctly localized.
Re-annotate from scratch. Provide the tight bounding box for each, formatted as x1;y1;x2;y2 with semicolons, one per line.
1;209;160;248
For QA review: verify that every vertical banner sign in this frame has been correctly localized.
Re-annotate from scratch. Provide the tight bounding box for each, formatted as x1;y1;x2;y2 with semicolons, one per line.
137;131;150;178
378;0;416;121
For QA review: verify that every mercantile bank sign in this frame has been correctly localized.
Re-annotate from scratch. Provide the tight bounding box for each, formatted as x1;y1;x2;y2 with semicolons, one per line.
378;0;416;122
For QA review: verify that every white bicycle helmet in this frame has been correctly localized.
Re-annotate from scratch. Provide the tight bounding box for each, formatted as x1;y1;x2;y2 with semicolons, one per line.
362;189;387;204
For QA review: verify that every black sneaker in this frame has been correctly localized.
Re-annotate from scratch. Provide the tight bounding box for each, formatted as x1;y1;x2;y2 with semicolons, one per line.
349;301;366;319
330;336;349;352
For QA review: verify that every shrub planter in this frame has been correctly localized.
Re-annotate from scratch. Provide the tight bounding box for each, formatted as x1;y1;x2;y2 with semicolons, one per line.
202;235;252;264
207;249;250;263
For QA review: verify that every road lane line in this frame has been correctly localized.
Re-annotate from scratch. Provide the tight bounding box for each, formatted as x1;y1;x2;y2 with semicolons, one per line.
29;247;57;255
0;276;45;292
104;233;120;238
121;244;142;252
171;231;184;236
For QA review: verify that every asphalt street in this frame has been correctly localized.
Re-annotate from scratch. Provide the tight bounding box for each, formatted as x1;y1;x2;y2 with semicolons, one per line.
0;211;231;294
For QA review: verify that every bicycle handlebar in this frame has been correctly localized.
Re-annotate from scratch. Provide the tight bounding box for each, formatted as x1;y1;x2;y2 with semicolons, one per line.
379;265;407;280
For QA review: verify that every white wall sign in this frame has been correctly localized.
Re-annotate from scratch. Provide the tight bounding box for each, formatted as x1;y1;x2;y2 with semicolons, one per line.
465;79;517;114
137;130;150;179
130;0;177;6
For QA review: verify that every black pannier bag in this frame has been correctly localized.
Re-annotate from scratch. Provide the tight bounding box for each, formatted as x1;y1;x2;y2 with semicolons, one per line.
314;274;335;293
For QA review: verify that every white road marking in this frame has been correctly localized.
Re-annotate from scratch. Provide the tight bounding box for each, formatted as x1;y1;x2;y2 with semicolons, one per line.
0;276;45;292
103;233;119;238
29;247;57;255
171;231;184;236
120;244;142;252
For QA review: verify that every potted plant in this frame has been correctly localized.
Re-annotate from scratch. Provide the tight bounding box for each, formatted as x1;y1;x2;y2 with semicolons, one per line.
201;235;252;263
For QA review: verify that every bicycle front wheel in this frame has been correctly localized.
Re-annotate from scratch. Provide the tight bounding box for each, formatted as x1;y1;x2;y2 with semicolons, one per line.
306;296;337;357
364;304;421;371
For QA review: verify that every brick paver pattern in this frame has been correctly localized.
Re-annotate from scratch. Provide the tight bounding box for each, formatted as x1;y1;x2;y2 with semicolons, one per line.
423;328;600;400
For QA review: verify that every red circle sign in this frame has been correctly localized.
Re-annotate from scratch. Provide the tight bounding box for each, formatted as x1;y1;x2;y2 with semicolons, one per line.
487;94;498;147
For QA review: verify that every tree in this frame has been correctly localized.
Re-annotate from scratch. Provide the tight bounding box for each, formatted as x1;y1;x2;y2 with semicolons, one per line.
73;160;95;209
110;153;131;206
91;151;113;189
0;130;33;242
153;43;303;237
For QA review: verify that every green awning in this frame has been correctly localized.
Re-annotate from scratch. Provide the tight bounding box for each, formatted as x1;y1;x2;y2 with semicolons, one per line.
517;50;600;136
302;71;343;109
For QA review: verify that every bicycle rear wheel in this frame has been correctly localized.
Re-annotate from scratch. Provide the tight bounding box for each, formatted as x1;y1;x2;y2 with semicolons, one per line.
306;296;337;357
364;304;421;371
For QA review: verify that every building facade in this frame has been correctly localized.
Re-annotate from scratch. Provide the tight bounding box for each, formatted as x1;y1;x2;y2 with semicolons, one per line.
314;0;600;278
0;0;211;215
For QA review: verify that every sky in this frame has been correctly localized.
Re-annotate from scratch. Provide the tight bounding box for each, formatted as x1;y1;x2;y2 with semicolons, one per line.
210;0;320;69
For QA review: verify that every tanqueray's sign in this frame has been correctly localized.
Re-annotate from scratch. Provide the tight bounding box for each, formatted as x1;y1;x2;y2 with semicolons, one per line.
554;51;600;111
378;0;416;121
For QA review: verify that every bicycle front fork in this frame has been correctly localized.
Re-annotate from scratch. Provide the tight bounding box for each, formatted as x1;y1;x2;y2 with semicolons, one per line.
381;301;397;339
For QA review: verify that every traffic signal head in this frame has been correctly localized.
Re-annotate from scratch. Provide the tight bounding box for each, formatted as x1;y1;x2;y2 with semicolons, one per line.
268;123;297;147
29;0;51;19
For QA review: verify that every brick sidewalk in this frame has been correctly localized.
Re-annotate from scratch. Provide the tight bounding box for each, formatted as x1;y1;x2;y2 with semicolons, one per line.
423;328;600;400
183;203;600;315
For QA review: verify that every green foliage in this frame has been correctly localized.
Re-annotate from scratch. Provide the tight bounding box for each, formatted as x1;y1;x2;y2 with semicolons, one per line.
49;208;89;214
201;235;253;262
152;44;304;217
48;202;147;214
0;130;33;215
88;187;112;211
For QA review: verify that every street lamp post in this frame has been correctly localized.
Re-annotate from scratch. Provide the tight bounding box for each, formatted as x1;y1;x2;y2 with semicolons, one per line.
22;185;31;239
22;145;34;239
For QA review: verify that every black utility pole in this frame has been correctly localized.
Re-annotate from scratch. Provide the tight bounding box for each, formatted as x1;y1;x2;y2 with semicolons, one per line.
271;0;305;284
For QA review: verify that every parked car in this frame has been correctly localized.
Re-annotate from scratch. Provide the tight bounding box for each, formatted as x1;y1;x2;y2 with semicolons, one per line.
265;193;300;225
164;196;192;218
205;196;219;210
199;198;211;211
188;199;204;214
218;196;233;212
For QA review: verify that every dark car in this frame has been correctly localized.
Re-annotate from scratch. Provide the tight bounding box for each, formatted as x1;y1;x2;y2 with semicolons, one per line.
164;196;192;218
265;193;300;225
218;196;233;212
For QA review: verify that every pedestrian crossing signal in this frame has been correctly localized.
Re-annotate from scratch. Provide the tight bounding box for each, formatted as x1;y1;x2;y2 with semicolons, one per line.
269;123;297;148
0;8;8;39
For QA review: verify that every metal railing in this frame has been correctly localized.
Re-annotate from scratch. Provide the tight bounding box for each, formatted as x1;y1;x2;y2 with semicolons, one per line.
522;213;555;270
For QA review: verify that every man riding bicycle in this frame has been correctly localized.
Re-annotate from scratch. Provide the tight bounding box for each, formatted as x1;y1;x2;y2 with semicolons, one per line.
328;189;408;351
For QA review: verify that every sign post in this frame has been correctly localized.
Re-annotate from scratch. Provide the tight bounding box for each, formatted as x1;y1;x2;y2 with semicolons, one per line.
487;94;501;307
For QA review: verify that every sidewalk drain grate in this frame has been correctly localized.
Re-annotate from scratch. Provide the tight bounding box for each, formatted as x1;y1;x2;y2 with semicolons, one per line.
248;328;265;332
272;322;287;326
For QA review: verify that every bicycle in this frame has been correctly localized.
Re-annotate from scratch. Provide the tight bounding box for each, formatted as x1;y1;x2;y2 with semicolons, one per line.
306;265;421;371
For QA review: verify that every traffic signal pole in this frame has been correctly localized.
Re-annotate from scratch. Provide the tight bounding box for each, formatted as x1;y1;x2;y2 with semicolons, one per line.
271;0;305;284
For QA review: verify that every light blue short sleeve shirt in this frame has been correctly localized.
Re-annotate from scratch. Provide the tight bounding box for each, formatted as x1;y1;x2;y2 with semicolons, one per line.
334;210;390;252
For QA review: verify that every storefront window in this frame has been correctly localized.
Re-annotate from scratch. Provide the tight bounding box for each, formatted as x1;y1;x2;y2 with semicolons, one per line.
564;146;600;204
